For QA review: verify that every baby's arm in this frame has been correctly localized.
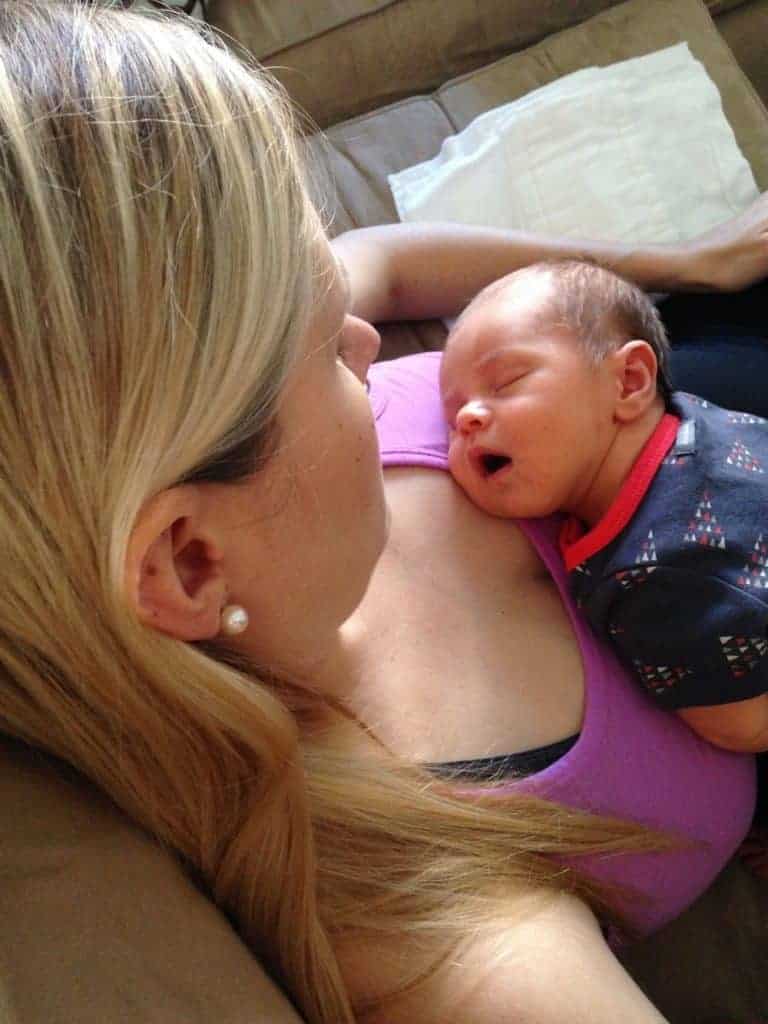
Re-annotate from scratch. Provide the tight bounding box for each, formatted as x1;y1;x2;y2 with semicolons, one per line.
331;191;768;325
581;567;768;753
678;694;768;752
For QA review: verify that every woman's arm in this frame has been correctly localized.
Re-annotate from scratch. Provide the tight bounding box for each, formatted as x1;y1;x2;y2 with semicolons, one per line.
332;192;768;324
340;894;669;1024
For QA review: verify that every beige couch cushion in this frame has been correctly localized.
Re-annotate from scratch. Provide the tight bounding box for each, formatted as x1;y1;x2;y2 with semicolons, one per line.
210;1;630;126
307;0;768;359
718;0;768;111
208;0;753;127
0;740;303;1023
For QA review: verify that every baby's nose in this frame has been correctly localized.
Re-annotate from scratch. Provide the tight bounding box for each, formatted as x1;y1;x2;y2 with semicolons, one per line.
455;400;490;434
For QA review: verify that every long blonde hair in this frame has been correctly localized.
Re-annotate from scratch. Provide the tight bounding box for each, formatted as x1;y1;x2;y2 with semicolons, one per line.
0;5;660;1022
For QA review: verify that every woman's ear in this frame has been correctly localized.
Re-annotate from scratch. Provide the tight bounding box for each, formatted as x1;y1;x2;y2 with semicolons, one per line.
124;487;227;641
610;340;660;423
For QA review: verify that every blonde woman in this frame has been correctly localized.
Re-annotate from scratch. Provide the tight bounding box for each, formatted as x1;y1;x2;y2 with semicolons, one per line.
0;3;767;1023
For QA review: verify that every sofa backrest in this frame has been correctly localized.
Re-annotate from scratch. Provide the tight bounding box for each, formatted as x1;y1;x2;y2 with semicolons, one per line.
294;0;768;359
206;0;748;128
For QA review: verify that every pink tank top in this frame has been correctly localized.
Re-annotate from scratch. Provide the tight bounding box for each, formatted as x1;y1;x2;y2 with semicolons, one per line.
369;351;756;938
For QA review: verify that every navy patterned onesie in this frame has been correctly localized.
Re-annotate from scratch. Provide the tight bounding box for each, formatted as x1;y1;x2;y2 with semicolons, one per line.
561;392;768;819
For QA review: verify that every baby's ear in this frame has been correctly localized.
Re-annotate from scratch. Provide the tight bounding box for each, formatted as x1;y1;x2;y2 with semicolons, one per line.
611;340;659;423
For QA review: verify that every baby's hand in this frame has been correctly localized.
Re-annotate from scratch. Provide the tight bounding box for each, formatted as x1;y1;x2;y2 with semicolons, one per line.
678;693;768;753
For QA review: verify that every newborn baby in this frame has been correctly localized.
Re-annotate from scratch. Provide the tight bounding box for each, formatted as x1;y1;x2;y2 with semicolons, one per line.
440;260;768;771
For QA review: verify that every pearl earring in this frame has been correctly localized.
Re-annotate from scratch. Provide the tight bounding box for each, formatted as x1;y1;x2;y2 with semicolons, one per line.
220;604;249;636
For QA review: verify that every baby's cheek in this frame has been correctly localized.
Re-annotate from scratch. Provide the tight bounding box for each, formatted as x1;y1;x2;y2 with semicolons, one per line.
446;436;462;479
448;442;474;501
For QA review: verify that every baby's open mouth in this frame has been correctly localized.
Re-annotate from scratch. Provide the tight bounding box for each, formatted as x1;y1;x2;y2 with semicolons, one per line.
478;452;512;477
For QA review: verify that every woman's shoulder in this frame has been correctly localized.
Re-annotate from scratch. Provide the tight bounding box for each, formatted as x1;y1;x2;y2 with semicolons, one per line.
336;892;667;1024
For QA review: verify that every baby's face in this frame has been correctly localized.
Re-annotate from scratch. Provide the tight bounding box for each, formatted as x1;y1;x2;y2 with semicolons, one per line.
440;280;620;519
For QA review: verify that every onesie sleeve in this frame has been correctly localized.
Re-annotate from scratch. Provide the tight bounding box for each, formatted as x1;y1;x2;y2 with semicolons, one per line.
583;566;768;710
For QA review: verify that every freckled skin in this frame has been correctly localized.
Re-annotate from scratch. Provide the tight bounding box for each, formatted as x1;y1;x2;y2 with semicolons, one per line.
209;246;388;680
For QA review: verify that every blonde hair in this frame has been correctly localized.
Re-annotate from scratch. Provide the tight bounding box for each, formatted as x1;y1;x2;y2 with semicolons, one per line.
0;5;662;1023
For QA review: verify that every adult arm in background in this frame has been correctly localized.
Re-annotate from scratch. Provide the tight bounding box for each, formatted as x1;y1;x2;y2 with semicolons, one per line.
0;741;305;1024
332;191;768;324
338;893;669;1024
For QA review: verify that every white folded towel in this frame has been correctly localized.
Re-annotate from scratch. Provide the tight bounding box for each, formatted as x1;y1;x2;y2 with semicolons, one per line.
388;43;758;243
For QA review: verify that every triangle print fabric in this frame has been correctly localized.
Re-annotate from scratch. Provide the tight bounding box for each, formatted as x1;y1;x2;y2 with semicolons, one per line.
720;635;768;678
566;392;768;711
683;491;726;550
726;441;765;474
727;411;766;426
615;566;657;590
738;534;768;590
633;659;692;697
635;530;657;564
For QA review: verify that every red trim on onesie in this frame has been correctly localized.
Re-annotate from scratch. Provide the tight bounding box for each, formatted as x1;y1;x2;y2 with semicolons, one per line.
560;413;680;571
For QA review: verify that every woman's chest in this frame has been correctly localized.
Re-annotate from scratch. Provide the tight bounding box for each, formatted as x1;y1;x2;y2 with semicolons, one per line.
346;470;585;762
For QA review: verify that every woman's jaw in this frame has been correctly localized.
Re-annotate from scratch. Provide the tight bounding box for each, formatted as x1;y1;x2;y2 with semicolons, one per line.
224;311;386;676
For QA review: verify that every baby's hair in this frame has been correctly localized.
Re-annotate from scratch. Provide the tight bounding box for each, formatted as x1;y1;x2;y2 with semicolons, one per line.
468;259;672;400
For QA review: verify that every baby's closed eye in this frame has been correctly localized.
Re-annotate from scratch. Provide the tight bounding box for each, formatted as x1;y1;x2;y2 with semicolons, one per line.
494;372;527;394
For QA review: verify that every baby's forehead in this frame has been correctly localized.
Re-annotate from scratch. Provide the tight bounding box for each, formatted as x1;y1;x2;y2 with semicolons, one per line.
456;275;563;351
483;272;559;324
442;283;571;389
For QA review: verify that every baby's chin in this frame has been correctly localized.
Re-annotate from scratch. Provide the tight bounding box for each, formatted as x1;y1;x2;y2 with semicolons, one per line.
462;480;555;521
457;482;514;519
